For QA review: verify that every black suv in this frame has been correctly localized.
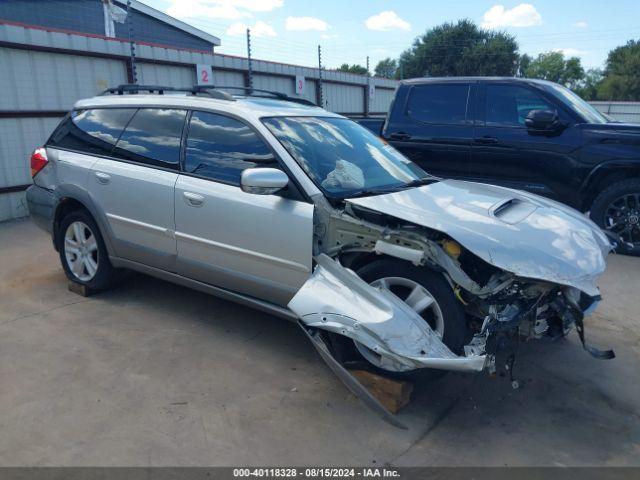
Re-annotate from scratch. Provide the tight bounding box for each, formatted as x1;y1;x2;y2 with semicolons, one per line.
358;77;640;255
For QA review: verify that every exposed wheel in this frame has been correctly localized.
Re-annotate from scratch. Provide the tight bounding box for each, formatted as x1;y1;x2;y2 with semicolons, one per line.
57;210;115;290
590;178;640;256
328;258;469;379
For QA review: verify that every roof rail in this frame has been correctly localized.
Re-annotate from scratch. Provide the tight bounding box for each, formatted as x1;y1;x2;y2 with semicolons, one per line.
99;84;317;106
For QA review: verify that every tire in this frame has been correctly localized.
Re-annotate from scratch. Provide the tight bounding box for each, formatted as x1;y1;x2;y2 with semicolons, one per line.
328;258;469;380
590;178;640;256
56;209;116;291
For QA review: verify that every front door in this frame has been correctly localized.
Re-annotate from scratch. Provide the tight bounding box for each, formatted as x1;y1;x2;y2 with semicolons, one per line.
174;111;313;306
471;83;582;205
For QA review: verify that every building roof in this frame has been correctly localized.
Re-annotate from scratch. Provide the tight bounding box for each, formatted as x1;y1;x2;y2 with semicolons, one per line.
124;0;220;46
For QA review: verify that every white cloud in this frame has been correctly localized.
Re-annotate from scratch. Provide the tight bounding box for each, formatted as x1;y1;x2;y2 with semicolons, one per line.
573;21;588;28
481;4;542;28
365;11;411;31
227;20;277;37
553;47;588;57
321;33;338;40
166;0;283;20
285;16;329;32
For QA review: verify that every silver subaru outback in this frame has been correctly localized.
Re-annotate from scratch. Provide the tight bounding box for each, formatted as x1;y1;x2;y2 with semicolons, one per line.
27;85;613;420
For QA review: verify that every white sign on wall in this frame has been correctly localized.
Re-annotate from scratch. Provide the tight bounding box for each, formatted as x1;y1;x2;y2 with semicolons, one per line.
368;84;375;101
295;75;305;96
196;64;214;86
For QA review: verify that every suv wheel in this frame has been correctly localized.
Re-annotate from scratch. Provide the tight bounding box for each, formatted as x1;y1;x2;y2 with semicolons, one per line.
327;259;469;379
57;210;115;290
590;178;640;256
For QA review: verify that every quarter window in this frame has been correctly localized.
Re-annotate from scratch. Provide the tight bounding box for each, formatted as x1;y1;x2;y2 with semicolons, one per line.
112;108;187;167
184;111;276;185
47;108;135;156
406;84;470;124
485;85;556;127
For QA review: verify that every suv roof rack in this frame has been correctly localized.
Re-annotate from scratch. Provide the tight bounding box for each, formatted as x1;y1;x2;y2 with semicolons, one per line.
100;84;317;106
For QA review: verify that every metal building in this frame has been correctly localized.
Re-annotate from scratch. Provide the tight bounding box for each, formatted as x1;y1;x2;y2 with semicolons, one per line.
0;0;399;221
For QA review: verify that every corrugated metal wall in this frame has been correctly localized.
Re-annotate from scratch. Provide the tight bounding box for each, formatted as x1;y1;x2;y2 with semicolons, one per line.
0;21;399;221
590;101;640;123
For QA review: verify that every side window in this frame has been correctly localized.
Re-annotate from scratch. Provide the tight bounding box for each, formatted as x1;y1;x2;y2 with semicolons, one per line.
112;108;187;167
406;84;470;125
47;109;135;156
485;85;557;127
184;111;277;185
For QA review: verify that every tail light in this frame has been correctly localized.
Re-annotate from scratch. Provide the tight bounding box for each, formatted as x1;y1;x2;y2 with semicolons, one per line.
30;147;48;178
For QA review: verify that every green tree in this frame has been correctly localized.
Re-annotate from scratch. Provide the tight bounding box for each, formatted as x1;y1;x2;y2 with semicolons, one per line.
574;68;603;100
337;63;369;75
398;19;519;78
517;53;532;77
374;58;398;78
524;51;585;90
597;39;640;100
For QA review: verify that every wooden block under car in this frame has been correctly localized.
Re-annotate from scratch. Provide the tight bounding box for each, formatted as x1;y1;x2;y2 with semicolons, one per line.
349;369;413;414
67;280;94;297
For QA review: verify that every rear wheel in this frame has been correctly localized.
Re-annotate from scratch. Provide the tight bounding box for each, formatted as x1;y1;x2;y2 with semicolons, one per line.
57;210;115;290
590;178;640;256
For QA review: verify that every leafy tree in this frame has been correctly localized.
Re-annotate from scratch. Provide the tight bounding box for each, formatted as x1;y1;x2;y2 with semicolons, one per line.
574;68;603;100
374;58;398;78
517;53;532;77
337;63;369;75
597;39;640;100
524;51;585;90
398;19;519;78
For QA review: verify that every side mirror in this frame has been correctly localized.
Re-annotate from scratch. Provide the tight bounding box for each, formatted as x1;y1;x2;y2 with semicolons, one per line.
525;109;561;133
240;168;289;195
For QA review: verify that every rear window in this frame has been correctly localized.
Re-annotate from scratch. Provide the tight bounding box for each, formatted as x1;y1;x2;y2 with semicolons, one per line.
406;84;470;125
47;108;135;156
111;108;187;168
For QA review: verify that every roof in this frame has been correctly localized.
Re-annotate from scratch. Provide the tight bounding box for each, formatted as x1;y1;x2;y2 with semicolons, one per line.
125;0;221;47
401;77;557;86
73;93;340;122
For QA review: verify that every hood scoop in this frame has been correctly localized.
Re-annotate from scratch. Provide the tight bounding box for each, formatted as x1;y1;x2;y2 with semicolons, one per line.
489;198;537;224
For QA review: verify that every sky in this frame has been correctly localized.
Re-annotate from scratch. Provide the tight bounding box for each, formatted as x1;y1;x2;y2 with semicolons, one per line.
142;0;640;71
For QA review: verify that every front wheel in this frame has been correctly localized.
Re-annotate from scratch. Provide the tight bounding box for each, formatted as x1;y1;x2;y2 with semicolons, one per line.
590;178;640;256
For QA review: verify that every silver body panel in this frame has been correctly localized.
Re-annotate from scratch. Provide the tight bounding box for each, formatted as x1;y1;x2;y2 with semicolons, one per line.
348;179;611;296
174;175;313;306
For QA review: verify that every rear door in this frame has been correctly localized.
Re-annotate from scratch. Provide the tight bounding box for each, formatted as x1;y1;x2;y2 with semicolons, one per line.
91;108;187;270
471;82;582;201
174;111;313;306
385;82;475;178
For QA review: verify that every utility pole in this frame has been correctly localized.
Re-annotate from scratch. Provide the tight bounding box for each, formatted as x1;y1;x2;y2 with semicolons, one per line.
126;0;137;84
365;55;370;117
246;28;253;94
317;45;324;108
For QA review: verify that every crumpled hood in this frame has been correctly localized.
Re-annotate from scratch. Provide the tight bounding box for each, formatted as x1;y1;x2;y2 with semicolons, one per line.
347;179;612;296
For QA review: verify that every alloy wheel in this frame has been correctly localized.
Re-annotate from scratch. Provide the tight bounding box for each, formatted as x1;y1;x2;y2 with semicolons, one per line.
64;221;99;282
353;276;445;371
604;193;640;248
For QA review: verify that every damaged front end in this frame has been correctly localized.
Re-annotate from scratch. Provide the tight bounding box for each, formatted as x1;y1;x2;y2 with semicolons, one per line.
288;182;615;425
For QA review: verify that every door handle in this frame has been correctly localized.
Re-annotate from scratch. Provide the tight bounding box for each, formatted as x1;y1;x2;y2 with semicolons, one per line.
389;132;411;140
183;191;205;207
94;172;111;184
473;136;499;145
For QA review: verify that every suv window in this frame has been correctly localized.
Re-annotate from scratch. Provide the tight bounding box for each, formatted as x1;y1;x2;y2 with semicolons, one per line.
112;108;187;167
47;108;135;156
485;85;556;127
406;84;470;124
184;111;276;185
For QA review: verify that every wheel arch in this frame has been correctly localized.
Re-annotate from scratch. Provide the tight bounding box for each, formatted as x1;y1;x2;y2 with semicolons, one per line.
582;162;640;211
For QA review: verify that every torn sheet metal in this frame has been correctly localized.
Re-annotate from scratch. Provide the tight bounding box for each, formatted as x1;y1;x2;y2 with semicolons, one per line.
288;254;487;373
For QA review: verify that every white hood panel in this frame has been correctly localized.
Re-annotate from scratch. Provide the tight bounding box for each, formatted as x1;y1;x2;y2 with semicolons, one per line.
348;180;611;296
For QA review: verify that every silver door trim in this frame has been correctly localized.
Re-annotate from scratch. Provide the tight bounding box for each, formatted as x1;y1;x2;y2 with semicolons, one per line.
174;230;310;274
106;213;175;238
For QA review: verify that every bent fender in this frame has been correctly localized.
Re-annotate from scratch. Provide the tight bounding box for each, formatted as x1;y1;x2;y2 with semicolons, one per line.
288;254;486;373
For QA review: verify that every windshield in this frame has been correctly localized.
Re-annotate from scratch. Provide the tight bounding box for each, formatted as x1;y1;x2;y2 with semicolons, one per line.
544;83;609;124
262;116;432;198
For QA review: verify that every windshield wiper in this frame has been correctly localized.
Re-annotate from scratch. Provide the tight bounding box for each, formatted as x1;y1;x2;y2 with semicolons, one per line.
346;177;437;198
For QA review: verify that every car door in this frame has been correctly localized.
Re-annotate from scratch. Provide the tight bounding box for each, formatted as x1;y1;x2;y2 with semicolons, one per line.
91;108;187;271
174;110;314;307
385;82;475;179
471;82;582;203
